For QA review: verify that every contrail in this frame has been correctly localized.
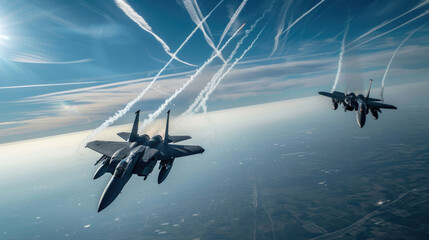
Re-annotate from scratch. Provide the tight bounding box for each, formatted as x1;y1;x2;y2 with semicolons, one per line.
347;9;429;52
183;9;270;116
138;23;246;132
182;0;226;62
346;0;429;48
217;0;248;49
381;26;421;101
281;0;326;34
331;21;349;93
0;81;98;90
83;1;223;144
191;0;215;39
196;24;267;113
270;0;293;57
115;0;196;67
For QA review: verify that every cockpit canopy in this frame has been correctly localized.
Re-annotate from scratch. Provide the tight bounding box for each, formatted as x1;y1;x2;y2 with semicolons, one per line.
148;135;162;147
114;160;128;178
137;134;150;143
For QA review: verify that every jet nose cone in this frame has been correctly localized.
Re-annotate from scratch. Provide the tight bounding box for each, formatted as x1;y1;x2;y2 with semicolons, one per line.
98;190;116;212
97;177;125;212
97;201;108;212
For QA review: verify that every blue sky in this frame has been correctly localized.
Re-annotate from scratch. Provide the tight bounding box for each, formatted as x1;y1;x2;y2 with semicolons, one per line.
0;0;428;142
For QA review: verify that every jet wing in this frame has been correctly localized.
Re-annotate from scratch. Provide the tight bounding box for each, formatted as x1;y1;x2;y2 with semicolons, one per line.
367;101;397;109
86;141;132;157
168;135;191;143
318;91;346;101
162;144;205;158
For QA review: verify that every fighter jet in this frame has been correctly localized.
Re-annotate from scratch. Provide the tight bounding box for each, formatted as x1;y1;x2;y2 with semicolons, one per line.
318;79;397;128
86;110;204;212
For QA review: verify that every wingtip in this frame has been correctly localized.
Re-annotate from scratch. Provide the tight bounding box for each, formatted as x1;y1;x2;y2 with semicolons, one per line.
135;110;140;115
167;109;170;114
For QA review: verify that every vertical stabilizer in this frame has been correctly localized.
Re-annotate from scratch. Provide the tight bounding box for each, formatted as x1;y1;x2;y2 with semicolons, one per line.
129;110;140;142
366;79;372;100
164;110;170;144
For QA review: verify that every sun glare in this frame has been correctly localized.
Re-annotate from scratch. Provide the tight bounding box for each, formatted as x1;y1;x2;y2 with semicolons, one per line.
0;27;10;42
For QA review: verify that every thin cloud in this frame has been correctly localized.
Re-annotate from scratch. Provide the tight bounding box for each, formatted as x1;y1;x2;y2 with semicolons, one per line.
9;52;92;64
0;81;99;90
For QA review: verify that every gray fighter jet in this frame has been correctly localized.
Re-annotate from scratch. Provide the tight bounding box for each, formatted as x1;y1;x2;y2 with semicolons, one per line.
86;110;204;212
318;79;397;128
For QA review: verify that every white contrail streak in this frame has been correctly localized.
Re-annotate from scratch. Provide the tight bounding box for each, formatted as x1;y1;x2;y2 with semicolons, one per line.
83;1;223;144
115;0;196;67
138;23;246;132
346;0;429;48
270;0;293;57
182;0;226;62
192;0;215;39
347;9;429;52
217;0;248;49
331;21;349;93
381;27;421;101
281;0;326;34
196;24;267;113
0;81;98;90
183;9;270;116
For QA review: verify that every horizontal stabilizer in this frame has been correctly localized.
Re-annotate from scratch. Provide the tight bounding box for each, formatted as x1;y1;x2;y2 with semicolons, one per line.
168;135;192;143
318;91;346;101
117;132;131;141
367;101;397;109
163;144;205;158
367;97;382;102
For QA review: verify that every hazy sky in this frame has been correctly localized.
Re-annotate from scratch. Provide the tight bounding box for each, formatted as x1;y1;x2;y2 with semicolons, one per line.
0;0;428;143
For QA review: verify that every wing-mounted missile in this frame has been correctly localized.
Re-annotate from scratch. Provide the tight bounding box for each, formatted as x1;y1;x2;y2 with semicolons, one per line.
158;159;174;184
94;155;109;166
94;155;111;179
94;162;109;179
